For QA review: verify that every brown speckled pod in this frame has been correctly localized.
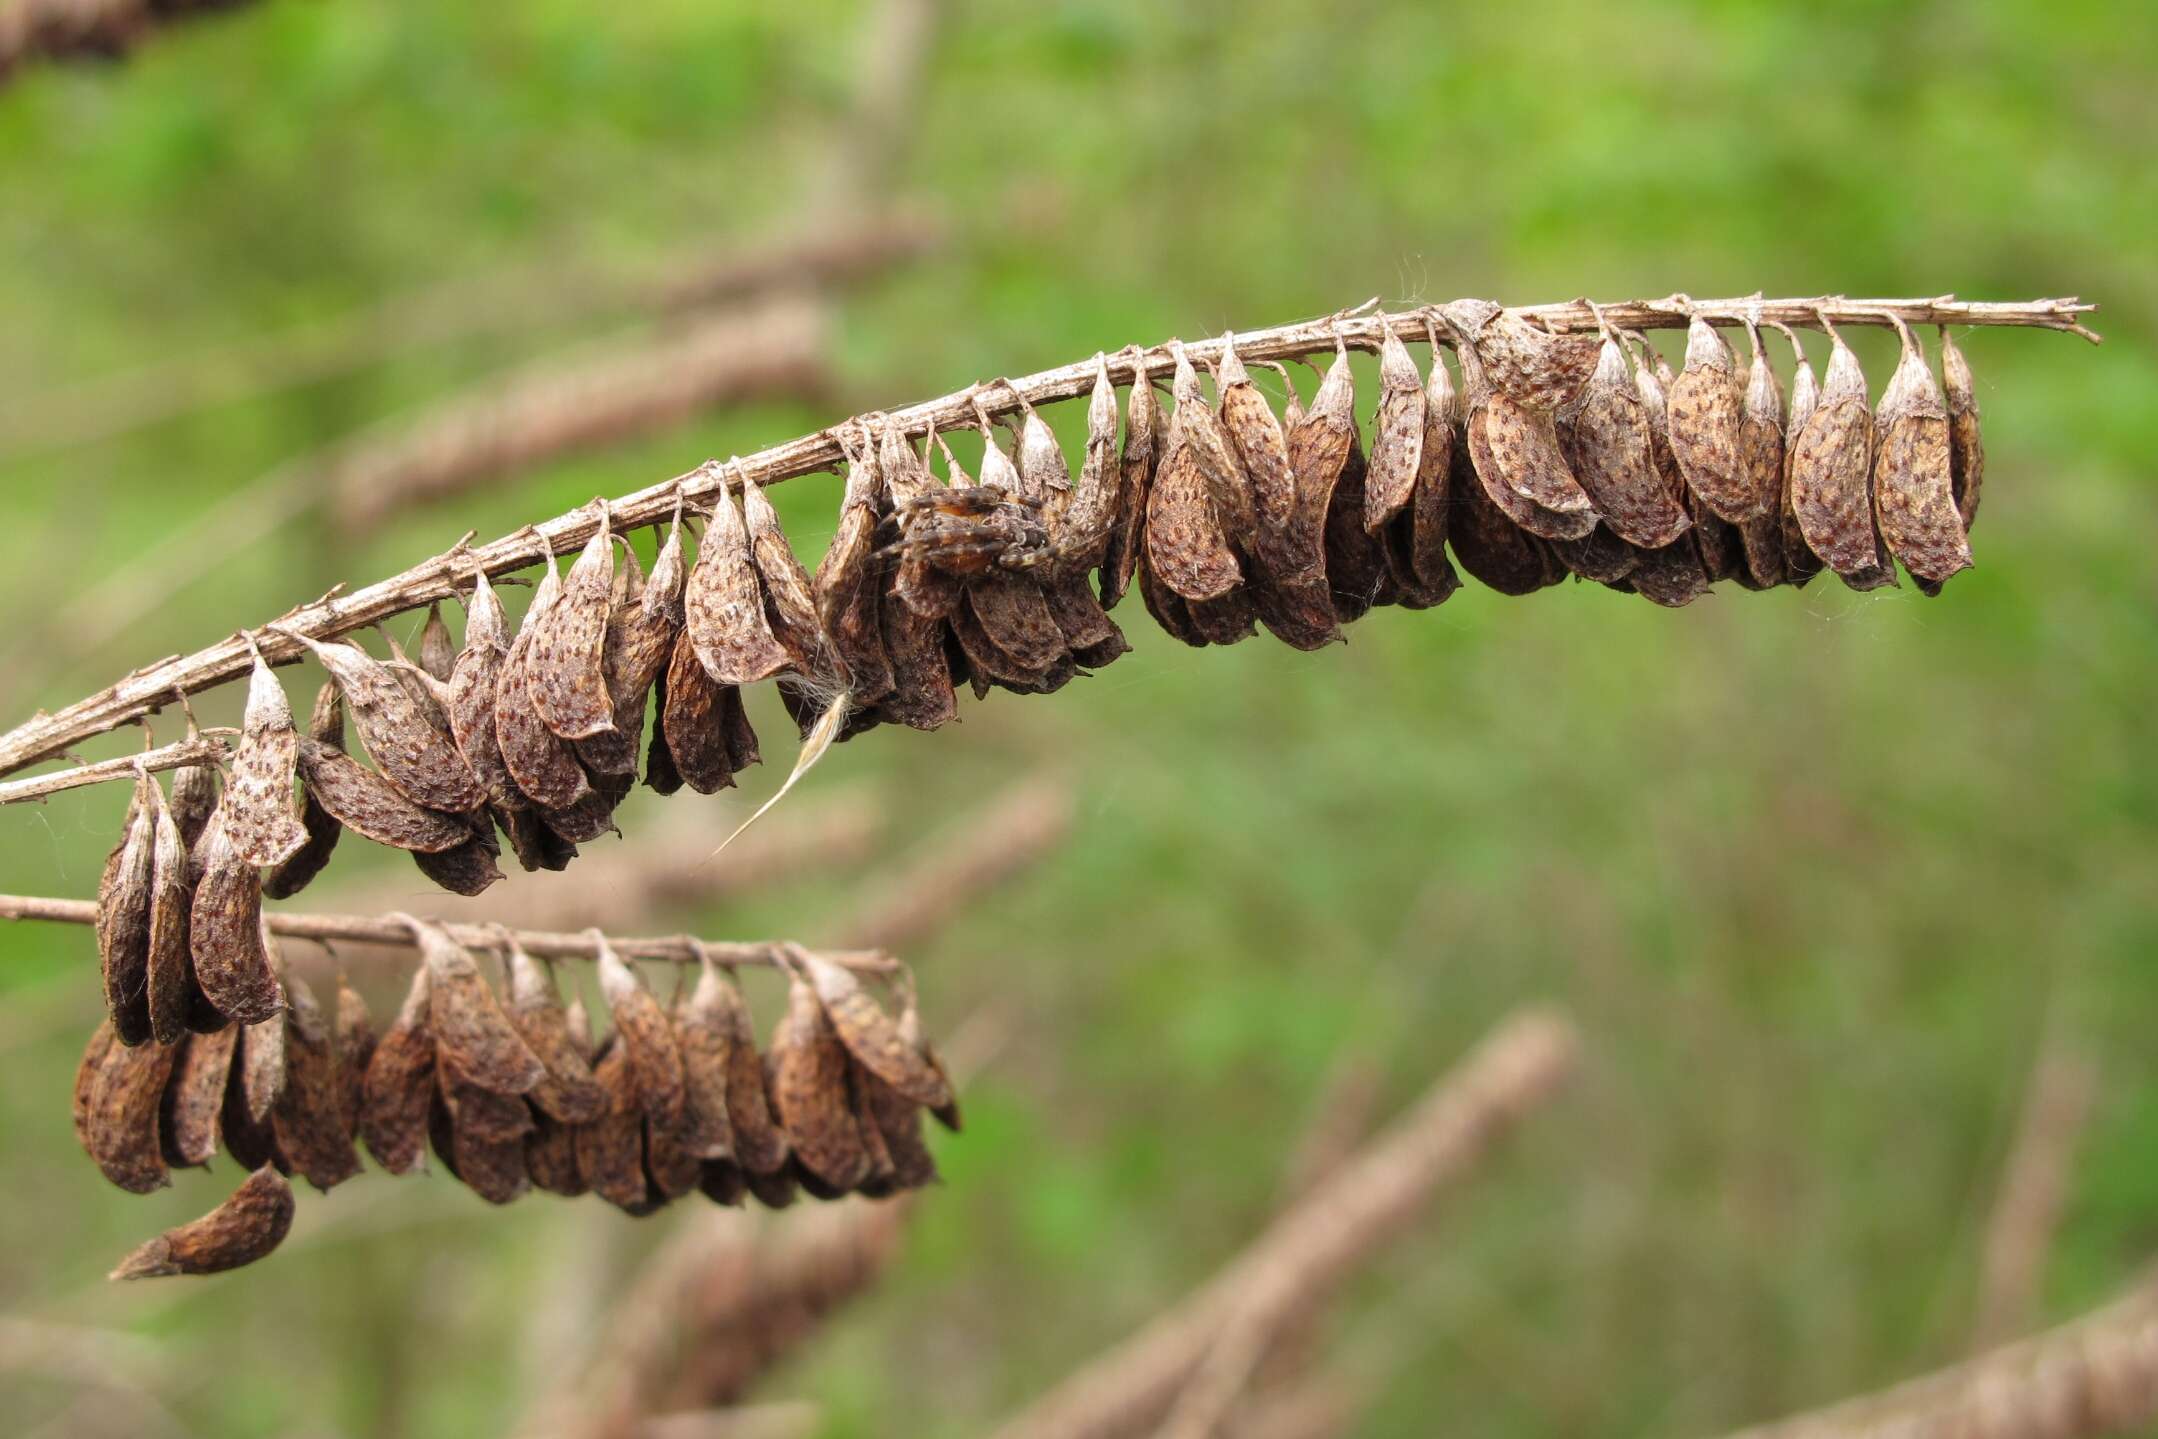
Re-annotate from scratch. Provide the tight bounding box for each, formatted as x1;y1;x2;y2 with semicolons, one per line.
417;602;457;683
793;948;951;1110
745;1162;799;1211
1941;329;1984;530
1100;351;1158;609
1268;338;1357;647
742;479;825;678
1439;299;1599;412
263;684;346;900
278;630;485;813
1779;332;1826;587
672;956;738;1163
1450;315;1596;540
876;582;958;732
814;442;897;704
862;1066;938;1190
334;978;373;1141
1364;318;1427;534
1169;341;1253;540
493;564;595;811
597;935;686;1129
1215;340;1295;570
1791;321;1896;589
1666;315;1755;521
1628;538;1714;608
226;644;310;867
188;818;282;1026
1146;406;1243;603
504;942;606;1124
658;629;739;794
575;1041;654;1214
525;993;592;1198
1321;432;1390;622
1385;331;1462;608
78;1023;176;1193
410;825;506;898
687;485;793;687
98;771;157;1045
525;510;618;741
293;736;468;854
1137;545;1208;649
770;969;870;1192
1872;318;1973;587
109;1165;293;1280
699;1158;748;1207
1041;572;1127;671
361;967;436;1175
577;533;668;779
437;1080;533;1204
1735;320;1789;588
644;1110;703;1202
269;971;361;1192
1550;524;1640;584
220;1018;287;1176
168;761;220;850
160;1022;238;1168
702;963;788;1176
849;1063;899;1198
1446;439;1562;597
409;918;544;1096
446;572;530;812
1558;329;1691;549
1055;355;1123;578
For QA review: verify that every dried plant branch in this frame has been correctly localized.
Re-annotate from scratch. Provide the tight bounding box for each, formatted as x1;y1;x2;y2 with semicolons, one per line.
0;0;257;85
1974;1045;2099;1350
0;292;2094;786
1720;1271;2158;1439
0;209;939;461
0;893;894;972
988;1008;1580;1439
836;776;1076;950
0;733;227;806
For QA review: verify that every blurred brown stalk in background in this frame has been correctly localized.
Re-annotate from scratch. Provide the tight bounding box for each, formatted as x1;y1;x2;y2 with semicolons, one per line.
0;0;254;86
1973;1041;2099;1351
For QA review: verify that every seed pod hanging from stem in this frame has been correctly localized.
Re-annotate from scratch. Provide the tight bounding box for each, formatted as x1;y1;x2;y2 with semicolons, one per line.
97;769;157;1046
109;1166;295;1280
1871;313;1973;587
1941;327;1985;530
226;639;310;868
1790;314;1896;590
524;503;619;741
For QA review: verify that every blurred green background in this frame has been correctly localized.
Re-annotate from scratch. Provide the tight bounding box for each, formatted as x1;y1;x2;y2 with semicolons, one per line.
1;1;2154;1435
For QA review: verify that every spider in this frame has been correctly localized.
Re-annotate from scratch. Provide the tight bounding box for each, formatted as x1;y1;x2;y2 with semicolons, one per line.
878;485;1053;577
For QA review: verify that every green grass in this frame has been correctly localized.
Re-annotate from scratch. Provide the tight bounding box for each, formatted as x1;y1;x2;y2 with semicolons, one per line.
1;2;2154;1435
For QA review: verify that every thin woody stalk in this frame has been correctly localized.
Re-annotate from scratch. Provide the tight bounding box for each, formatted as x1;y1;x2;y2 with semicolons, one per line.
0;893;896;973
0;292;2098;784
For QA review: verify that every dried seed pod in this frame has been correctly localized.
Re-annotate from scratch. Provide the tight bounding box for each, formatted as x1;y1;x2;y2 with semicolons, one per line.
575;1041;653;1214
1439;299;1599;411
334;978;373;1140
1386;332;1463;607
80;1025;178;1192
672;957;739;1163
361;967;435;1175
142;780;196;1048
699;1158;748;1207
293;736;469;853
742;479;825;676
597;936;686;1128
527;994;595;1195
1364;318;1427;533
1549;524;1640;583
1168;341;1254;540
73;1022;114;1157
643;1109;704;1202
1779;330;1826;587
160;1023;238;1168
1215;338;1296;556
408;917;545;1096
226;643;310;867
189;819;282;1027
98;770;157;1046
1628;537;1715;607
416;602;457;683
1255;341;1358;648
277;630;485;813
1322;434;1389;622
168;762;220;850
1665;314;1757;521
658;630;740;794
1941;328;1985;529
814;441;897;704
220;1018;288;1176
1053;355;1123;577
505;942;606;1124
769;968;870;1192
538;773;624;846
962;574;1071;683
410;825;506;898
1734;319;1790;588
1447;439;1563;597
699;964;788;1175
262;685;346;900
745;1163;799;1210
1689;497;1746;585
109;1166;294;1281
492;566;596;811
437;1080;533;1204
792;949;952;1110
1137;551;1208;648
446;571;531;812
1557;327;1691;549
687;482;793;687
1042;573;1129;670
1791;320;1896;588
876;584;959;732
861;1066;937;1190
1450;314;1597;540
1872;317;1973;586
499;802;578;871
897;988;961;1133
1100;351;1158;609
270;971;362;1192
848;1063;899;1198
1145;426;1242;603
1184;587;1258;648
525;509;619;740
